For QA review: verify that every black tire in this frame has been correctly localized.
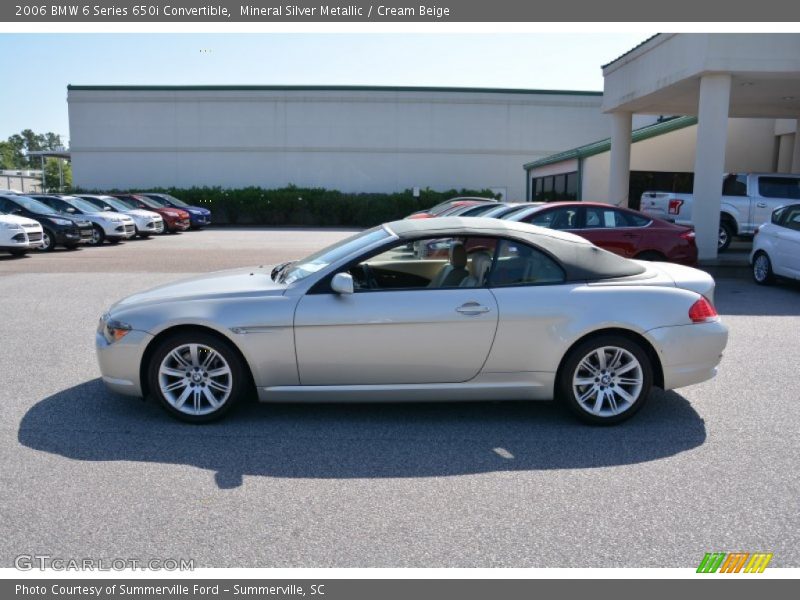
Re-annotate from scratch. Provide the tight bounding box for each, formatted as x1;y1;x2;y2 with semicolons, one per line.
718;219;735;252
39;229;56;252
635;250;666;262
89;224;105;246
752;251;775;286
8;248;27;257
557;334;653;425
147;330;247;423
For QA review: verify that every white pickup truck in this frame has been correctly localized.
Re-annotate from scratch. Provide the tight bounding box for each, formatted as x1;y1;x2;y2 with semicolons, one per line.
640;173;800;251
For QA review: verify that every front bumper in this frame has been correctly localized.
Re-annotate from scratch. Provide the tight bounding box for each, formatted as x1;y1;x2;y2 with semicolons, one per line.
167;218;191;231
2;227;43;249
648;320;729;390
96;328;153;397
54;225;93;245
189;213;211;228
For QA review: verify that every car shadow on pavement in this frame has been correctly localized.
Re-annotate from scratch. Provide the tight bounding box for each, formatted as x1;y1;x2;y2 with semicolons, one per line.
19;379;706;489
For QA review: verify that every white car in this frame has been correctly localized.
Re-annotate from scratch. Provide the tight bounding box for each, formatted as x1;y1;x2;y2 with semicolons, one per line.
751;203;800;285
78;195;164;238
0;210;44;256
33;195;136;246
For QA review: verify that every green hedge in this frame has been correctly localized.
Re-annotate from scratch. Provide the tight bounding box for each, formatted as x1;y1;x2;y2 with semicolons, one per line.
89;186;500;227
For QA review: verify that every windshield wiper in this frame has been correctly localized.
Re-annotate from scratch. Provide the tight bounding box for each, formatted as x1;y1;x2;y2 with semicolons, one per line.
271;261;293;282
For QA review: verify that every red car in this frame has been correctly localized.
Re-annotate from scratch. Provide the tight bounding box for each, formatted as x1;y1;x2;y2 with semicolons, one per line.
406;197;497;219
113;194;191;233
505;201;698;265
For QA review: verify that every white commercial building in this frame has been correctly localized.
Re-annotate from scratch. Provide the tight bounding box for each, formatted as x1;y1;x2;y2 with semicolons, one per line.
67;85;613;200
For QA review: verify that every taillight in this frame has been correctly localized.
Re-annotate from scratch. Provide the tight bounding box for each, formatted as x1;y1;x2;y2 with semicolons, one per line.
689;297;718;323
680;229;695;240
668;199;684;215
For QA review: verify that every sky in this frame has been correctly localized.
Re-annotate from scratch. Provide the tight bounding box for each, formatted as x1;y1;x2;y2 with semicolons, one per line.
0;33;652;144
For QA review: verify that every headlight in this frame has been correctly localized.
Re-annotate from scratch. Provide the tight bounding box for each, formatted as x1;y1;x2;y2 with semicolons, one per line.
51;218;72;226
98;313;132;343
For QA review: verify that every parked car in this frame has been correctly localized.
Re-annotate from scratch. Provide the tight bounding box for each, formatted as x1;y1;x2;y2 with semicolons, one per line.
460;202;530;218
406;197;497;219
112;194;191;233
32;195;135;246
505;201;698;265
640;173;800;251
0;194;93;251
96;217;727;425
751;203;800;285
0;209;43;256
77;195;164;238
138;193;212;230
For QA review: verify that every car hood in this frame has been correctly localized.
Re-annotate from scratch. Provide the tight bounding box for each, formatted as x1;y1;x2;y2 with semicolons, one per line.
111;266;287;312
85;211;133;222
1;214;41;227
184;206;211;215
125;209;162;219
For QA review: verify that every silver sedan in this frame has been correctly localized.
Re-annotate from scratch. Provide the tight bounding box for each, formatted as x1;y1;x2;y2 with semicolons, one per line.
96;217;728;425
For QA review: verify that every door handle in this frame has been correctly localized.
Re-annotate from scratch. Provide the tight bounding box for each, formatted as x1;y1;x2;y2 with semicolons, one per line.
623;233;638;238
756;202;767;208
456;302;490;315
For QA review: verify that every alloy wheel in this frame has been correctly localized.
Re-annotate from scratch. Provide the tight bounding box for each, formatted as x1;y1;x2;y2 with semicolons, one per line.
158;343;233;416
753;254;770;282
572;346;644;418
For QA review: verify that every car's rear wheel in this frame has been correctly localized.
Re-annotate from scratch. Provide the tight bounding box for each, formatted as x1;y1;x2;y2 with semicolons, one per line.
147;331;246;423
558;335;653;425
718;219;735;252
752;251;775;285
635;250;666;262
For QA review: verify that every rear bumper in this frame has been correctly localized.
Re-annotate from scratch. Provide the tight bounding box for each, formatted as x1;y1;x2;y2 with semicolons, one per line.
648;320;729;390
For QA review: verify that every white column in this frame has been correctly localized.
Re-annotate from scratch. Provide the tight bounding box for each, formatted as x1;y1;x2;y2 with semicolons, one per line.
608;112;632;207
791;120;800;174
692;74;732;261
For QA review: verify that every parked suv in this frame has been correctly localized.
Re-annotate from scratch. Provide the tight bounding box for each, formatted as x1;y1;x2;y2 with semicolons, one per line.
112;194;191;233
0;209;43;256
138;192;211;229
32;195;135;246
0;194;93;251
77;195;164;238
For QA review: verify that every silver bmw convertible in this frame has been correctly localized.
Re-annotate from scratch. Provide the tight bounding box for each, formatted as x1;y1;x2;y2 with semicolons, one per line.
96;217;728;425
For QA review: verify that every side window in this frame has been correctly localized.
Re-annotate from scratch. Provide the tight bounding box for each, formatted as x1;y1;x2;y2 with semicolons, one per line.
0;198;12;212
783;207;800;232
759;177;800;199
488;240;565;287
527;207;578;230
585;207;625;228
722;174;748;196
351;236;498;291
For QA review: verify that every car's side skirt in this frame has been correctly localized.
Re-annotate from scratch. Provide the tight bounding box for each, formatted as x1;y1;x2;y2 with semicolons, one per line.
257;372;555;403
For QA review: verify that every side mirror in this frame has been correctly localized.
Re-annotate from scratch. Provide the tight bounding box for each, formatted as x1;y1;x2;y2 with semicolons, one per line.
104;207;113;211
66;207;76;213
331;272;354;295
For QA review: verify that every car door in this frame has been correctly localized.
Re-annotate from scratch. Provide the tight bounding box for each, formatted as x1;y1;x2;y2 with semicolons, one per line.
293;236;500;386
774;207;800;278
579;206;641;258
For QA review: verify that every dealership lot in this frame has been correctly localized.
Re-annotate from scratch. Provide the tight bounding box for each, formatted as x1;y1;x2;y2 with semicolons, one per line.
1;228;799;568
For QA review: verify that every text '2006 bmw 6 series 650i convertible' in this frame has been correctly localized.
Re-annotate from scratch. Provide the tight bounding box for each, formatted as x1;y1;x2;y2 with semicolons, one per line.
96;217;728;425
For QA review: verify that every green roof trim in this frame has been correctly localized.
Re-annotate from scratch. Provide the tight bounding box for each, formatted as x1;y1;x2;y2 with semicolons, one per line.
67;84;602;96
523;116;698;170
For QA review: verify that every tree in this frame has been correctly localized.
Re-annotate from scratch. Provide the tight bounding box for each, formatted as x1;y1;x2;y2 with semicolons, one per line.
43;157;72;191
4;130;66;169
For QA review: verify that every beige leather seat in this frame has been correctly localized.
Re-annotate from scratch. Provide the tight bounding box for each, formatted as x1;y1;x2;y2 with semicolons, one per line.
428;243;469;288
460;251;493;287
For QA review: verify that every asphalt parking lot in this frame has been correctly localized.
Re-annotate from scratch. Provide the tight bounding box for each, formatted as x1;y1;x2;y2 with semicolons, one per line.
1;228;799;568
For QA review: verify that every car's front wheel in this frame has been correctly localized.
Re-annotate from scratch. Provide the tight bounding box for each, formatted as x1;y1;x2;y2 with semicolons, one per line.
39;229;56;252
752;251;775;285
89;224;105;246
558;334;653;425
147;331;247;423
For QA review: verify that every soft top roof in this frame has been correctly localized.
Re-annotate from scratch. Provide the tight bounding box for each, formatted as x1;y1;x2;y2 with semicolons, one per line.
385;216;646;281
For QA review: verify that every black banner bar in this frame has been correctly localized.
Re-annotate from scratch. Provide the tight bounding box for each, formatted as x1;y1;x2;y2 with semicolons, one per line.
3;0;800;22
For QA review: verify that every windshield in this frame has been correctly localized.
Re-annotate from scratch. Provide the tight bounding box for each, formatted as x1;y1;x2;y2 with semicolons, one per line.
160;194;189;207
67;198;106;214
94;196;131;212
282;228;390;284
111;196;139;210
9;195;60;215
140;195;170;208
